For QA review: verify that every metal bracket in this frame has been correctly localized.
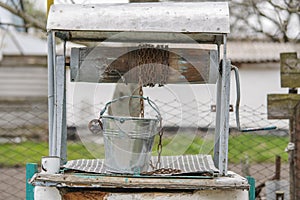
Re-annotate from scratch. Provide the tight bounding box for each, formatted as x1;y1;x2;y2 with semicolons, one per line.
55;31;70;41
285;142;295;152
211;105;233;112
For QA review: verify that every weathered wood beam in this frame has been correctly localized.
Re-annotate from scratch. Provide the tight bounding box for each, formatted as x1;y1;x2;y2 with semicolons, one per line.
70;46;217;84
281;52;300;88
31;172;249;190
267;94;300;119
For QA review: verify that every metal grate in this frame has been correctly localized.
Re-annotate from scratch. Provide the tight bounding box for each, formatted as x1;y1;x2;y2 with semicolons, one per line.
64;154;219;175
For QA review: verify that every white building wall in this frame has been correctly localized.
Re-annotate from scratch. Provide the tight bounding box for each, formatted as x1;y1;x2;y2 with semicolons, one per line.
0;66;47;98
231;62;287;108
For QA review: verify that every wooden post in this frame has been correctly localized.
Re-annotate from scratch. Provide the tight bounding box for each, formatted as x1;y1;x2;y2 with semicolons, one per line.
294;102;300;199
47;0;54;16
274;155;281;180
289;116;296;200
267;52;300;200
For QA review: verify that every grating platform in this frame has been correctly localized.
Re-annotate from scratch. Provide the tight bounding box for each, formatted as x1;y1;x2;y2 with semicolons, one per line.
64;154;219;176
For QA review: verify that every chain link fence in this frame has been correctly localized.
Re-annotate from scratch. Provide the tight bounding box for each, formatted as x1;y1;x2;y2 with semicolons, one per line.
0;98;290;200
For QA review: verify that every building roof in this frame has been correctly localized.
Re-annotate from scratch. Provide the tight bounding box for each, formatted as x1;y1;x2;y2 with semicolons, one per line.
227;41;300;63
1;29;298;64
0;29;47;57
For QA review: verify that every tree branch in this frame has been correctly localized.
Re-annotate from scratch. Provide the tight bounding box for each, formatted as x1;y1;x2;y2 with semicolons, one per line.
237;14;281;42
0;2;46;31
251;1;282;28
0;22;30;28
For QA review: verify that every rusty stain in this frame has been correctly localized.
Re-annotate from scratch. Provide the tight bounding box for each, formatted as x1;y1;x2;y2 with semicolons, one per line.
63;191;108;200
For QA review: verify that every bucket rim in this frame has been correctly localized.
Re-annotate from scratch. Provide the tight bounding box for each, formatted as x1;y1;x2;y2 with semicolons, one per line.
101;115;160;121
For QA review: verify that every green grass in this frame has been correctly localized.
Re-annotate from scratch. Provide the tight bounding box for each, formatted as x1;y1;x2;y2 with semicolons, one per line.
0;141;94;167
227;134;289;163
153;133;288;164
0;134;289;167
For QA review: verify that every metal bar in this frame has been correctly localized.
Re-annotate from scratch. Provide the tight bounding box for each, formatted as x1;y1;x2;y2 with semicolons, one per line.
214;40;223;167
55;55;67;164
213;63;222;167
213;40;222;169
47;31;55;156
218;35;230;175
26;163;38;200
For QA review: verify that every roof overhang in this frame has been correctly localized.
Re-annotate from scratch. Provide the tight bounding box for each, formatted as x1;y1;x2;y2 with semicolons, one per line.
47;2;229;44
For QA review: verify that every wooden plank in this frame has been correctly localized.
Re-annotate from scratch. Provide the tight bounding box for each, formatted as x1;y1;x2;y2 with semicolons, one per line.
31;172;249;190
267;94;300;119
281;52;300;88
70;46;218;84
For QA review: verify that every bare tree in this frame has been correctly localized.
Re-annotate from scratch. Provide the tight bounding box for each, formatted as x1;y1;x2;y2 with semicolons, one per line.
230;0;300;42
0;1;46;31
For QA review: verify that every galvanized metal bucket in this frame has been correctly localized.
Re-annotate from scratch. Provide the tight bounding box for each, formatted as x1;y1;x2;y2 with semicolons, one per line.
99;96;161;174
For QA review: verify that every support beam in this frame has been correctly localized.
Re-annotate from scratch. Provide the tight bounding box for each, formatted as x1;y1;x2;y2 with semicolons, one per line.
217;59;231;175
48;31;55;156
54;56;67;164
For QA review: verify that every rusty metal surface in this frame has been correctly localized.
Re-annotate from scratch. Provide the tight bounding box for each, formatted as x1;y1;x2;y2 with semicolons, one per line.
63;155;219;175
65;32;222;44
62;191;108;200
61;190;249;200
31;171;249;190
47;2;229;34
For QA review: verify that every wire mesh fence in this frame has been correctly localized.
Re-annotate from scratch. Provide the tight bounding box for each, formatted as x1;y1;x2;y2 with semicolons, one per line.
0;98;291;200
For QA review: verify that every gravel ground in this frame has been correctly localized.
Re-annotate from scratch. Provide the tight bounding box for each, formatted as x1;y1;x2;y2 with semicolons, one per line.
0;167;26;200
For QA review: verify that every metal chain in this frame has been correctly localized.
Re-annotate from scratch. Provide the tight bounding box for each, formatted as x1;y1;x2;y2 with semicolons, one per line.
134;44;179;174
139;85;144;118
141;168;181;175
135;44;169;87
137;45;145;118
156;117;163;169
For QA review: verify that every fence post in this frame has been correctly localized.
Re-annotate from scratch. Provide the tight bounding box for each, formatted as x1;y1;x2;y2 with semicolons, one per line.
267;52;300;200
293;103;300;199
26;163;38;200
247;176;255;200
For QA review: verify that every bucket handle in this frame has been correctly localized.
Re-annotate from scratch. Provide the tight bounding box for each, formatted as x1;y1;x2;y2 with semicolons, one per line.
99;95;161;120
